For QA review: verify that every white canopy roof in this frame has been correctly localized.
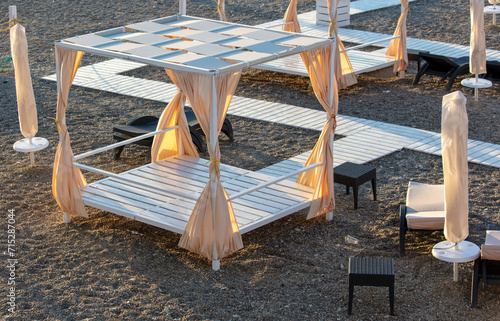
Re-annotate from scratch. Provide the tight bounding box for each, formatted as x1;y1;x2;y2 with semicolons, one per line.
56;15;333;75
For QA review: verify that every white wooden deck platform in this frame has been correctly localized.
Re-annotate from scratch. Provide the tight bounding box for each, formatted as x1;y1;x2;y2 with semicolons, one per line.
256;48;395;77
42;58;500;169
81;155;314;235
255;6;500;76
349;0;417;15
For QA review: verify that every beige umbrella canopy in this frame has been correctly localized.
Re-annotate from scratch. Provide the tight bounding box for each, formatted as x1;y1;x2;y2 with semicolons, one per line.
442;91;469;244
431;91;473;282
10;15;49;167
10;24;37;139
462;0;491;100
469;0;487;76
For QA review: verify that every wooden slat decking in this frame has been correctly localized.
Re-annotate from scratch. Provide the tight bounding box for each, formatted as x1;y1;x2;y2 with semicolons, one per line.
256;4;500;77
43;57;500;169
81;156;315;235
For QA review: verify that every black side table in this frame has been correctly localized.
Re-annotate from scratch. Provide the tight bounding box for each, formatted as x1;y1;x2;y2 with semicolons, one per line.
333;162;376;209
348;257;395;315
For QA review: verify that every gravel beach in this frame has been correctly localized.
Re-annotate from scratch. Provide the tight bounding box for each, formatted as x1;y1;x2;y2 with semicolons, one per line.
0;0;499;320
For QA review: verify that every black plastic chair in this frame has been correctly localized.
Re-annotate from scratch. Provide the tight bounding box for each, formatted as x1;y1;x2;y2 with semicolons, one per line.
413;53;470;92
112;110;234;160
406;49;429;74
471;225;500;308
483;60;500;85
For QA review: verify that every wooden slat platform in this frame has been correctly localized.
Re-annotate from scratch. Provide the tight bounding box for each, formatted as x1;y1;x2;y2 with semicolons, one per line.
256;49;396;77
81;156;314;235
43;58;500;169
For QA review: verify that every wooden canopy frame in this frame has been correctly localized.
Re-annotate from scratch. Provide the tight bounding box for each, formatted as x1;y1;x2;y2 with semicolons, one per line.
53;14;336;270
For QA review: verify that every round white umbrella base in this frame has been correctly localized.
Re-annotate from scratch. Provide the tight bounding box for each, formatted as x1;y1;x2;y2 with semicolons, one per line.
485;5;500;25
432;240;480;282
461;78;492;101
13;137;49;166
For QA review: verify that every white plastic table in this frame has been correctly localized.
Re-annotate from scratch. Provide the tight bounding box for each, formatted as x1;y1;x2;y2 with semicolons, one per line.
485;5;500;25
13;137;49;166
432;240;480;282
461;77;493;101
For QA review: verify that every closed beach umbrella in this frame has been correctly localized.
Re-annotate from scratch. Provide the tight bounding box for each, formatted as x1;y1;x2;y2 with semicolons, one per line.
469;0;487;76
442;91;468;244
10;24;37;139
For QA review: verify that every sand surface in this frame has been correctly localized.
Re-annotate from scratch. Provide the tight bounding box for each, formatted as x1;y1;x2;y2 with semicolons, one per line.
0;0;499;320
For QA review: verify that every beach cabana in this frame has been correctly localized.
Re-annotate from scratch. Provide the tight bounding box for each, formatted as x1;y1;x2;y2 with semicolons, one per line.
52;15;338;270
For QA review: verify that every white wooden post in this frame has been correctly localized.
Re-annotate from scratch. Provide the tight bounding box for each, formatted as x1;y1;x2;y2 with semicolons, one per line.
9;6;17;71
210;75;220;271
179;0;186;15
399;4;406;79
326;19;336;222
9;6;17;26
55;52;71;224
219;0;225;21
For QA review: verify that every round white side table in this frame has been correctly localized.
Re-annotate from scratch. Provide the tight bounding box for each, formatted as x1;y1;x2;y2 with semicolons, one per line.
13;137;49;166
432;240;480;282
485;5;500;25
461;78;493;101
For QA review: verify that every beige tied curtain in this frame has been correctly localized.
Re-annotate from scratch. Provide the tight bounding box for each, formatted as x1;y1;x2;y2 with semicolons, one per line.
10;24;37;139
168;69;243;260
328;0;357;88
386;0;409;73
282;0;301;33
52;47;88;218
470;0;487;75
151;89;199;162
442;91;469;244
218;0;227;21
298;44;337;219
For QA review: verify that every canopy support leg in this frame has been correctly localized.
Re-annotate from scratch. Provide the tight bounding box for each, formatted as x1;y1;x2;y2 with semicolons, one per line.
210;74;220;271
179;0;186;15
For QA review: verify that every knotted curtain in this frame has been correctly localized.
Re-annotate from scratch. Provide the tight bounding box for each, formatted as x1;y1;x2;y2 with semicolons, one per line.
151;89;199;162
386;0;409;73
298;44;337;219
168;69;243;260
52;47;87;218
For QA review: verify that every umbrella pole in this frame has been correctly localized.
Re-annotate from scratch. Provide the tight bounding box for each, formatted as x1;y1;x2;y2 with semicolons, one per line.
28;138;35;166
453;243;460;282
474;74;479;101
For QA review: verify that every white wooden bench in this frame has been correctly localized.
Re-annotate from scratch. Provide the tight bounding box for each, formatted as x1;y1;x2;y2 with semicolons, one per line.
316;0;351;27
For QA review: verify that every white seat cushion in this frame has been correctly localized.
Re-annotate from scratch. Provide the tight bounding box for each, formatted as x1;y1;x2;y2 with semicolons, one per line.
406;211;445;230
482;230;500;260
406;181;445;230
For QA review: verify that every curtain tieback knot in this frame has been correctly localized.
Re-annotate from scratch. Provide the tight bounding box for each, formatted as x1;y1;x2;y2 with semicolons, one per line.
206;158;220;181
47;117;62;133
